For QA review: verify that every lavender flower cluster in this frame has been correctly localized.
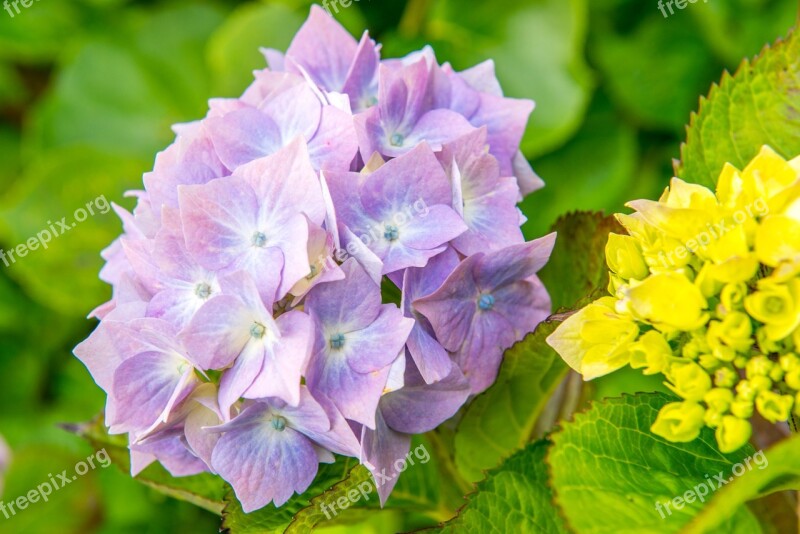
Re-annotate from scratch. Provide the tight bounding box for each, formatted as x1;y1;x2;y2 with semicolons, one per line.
74;7;555;512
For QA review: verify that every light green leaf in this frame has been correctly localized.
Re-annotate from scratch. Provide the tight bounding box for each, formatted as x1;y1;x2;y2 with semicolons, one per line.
684;432;800;533
432;440;568;533
549;392;761;534
676;28;800;187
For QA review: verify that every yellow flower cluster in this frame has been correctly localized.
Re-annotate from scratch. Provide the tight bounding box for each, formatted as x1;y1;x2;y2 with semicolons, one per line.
547;147;800;453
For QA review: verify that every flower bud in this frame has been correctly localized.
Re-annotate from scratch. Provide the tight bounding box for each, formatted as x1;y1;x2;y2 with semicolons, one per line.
629;331;673;375
745;355;773;378
730;397;754;418
780;353;800;372
715;416;752;453
651;402;706;442
785;368;800;390
718;312;754;352
704;388;734;413
720;283;747;313
714;367;738;388
745;281;800;341
735;380;757;401
750;375;772;393
606;234;649;281
755;390;794;423
666;361;712;401
769;365;784;382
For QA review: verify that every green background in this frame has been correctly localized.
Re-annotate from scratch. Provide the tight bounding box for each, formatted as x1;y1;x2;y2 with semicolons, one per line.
0;0;795;532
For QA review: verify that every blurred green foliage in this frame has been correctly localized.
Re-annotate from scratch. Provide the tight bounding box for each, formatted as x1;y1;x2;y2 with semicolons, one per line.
0;0;795;532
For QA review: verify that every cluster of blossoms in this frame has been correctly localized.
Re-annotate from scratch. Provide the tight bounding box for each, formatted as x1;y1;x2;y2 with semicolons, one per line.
548;146;800;453
74;7;554;511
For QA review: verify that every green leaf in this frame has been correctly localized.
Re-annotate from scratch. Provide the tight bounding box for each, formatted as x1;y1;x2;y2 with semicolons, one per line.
684;433;800;533
592;14;720;132
67;414;227;516
0;2;83;64
221;458;357;534
206;3;304;97
548;392;761;533
676;28;800;188
431;440;568;533
537;211;622;311
453;322;567;483
0;148;146;316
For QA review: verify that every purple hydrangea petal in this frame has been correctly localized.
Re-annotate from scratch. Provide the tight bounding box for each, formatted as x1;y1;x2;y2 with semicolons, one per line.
360;409;411;506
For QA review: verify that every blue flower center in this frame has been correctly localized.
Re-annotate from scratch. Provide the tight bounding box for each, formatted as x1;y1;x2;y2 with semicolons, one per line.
250;322;266;339
271;416;287;431
330;333;346;350
478;294;495;311
195;282;212;299
384;224;400;241
390;133;404;147
251;231;268;248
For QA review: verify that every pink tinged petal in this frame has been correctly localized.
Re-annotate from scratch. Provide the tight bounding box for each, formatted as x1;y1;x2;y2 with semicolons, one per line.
470;94;534;176
211;405;320;511
260;77;323;142
342;32;380;112
360;410;411;505
455;311;517;394
244;311;314;406
110;352;198;434
459;59;503;96
234;137;327;226
132;428;208;477
473;233;556;290
454;176;525;256
307;105;359;172
319;171;341;250
207;108;283;170
399;109;477;155
306;259;382;332
340;225;384;284
381;365;470;433
147;288;207;330
130;450;157;477
299;393;361;457
178;178;259;271
405;327;452;385
284;5;358;92
345;307;414;374
261;48;285;71
180;295;253;370
184;401;222;471
513;151;544;196
306;349;390;429
396;204;467;250
353;107;383;163
119;237;160;294
218;342;266;420
413;254;482;352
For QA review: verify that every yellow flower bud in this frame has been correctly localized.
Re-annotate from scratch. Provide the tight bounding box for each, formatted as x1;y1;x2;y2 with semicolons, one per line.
769;365;785;382
704;410;723;428
666;361;712;401
755;216;800;267
715;416;752;453
750;375;772;392
651;402;706;443
780;353;800;372
704;388;734;413
546;297;638;380
720;283;747;313
606;233;649;281
745;355;773;378
730;397;754;418
785;368;800;390
745;280;800;341
755;390;794;423
714;367;738;388
629;331;674;375
623;273;709;331
735;380;757;401
718;312;754;352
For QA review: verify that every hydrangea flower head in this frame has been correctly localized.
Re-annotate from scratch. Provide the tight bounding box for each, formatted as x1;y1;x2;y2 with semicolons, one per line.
547;146;800;453
74;7;554;510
